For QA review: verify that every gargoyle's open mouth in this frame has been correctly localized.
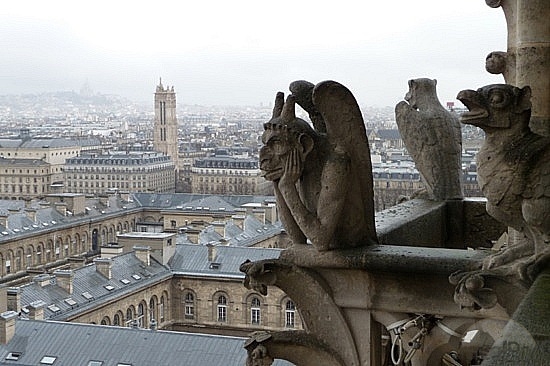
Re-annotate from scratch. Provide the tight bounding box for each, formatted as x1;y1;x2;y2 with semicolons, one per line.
456;89;489;124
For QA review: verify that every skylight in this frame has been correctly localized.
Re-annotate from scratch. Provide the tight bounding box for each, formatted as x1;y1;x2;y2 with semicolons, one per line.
120;279;130;285
47;305;60;313
131;274;141;280
104;285;115;291
64;298;77;306
6;352;21;361
82;292;94;300
40;356;57;364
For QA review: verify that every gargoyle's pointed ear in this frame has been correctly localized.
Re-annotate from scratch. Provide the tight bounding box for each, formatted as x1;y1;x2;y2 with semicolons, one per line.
281;95;296;123
516;86;532;113
272;92;284;118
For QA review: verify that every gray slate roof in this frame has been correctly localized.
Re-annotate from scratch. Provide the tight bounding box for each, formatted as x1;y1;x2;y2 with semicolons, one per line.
19;252;171;320
0;319;293;366
133;193;275;211
170;244;281;278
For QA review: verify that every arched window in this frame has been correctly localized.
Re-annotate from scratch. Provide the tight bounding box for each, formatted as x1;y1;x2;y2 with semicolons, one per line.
149;298;156;322
137;303;145;328
251;297;261;325
126;307;134;327
114;313;120;326
159;296;165;322
285;300;296;328
217;295;227;322
101;316;110;325
184;292;195;320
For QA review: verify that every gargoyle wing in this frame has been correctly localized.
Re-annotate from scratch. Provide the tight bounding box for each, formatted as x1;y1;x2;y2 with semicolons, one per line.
312;80;377;240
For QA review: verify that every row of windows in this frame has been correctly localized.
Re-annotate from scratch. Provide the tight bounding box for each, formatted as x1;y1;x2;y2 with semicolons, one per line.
183;292;297;328
0;177;48;183
1;169;49;174
198;177;255;184
99;296;166;328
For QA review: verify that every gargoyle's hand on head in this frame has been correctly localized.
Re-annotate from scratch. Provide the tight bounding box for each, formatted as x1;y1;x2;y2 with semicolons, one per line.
280;148;302;186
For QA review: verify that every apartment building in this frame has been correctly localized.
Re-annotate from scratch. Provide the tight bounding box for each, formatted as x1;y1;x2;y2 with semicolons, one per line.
64;151;175;195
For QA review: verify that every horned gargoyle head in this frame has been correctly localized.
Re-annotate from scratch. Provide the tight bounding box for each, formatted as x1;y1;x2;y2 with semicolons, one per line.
457;84;531;130
259;93;317;181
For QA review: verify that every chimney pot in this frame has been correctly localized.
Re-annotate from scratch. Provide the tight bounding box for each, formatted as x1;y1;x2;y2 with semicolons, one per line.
133;246;151;266
94;258;113;279
28;300;46;321
0;311;18;344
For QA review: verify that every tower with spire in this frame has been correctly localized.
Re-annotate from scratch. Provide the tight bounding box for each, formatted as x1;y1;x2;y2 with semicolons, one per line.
153;78;179;177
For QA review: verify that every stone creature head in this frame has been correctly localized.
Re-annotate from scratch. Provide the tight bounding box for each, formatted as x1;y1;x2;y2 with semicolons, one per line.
404;78;438;110
457;84;531;130
260;92;317;181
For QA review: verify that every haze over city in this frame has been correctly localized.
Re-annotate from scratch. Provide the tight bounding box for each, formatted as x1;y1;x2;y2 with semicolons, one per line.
1;0;506;107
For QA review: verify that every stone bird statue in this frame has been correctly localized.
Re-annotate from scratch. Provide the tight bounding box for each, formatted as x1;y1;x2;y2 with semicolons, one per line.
395;78;463;200
457;84;550;275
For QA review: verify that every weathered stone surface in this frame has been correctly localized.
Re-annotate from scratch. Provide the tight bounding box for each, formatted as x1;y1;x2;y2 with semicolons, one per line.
259;80;377;251
482;266;550;365
395;79;463;201
458;84;550;279
486;0;550;135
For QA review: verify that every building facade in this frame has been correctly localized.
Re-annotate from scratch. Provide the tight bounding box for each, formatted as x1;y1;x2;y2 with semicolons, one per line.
0;158;52;200
64;151;175;194
190;155;266;195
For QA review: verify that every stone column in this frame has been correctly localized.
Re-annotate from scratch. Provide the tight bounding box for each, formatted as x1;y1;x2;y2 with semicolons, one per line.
487;0;550;135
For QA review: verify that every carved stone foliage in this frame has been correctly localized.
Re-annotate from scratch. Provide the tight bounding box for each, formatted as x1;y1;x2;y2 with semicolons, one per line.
395;78;463;201
451;83;550;308
259;80;377;251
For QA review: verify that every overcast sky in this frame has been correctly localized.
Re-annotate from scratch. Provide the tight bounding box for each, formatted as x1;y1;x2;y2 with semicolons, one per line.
0;0;507;107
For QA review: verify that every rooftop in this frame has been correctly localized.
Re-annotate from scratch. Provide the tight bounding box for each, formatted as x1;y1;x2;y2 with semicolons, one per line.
0;319;293;366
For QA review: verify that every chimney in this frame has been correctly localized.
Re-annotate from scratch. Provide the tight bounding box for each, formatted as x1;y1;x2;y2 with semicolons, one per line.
54;202;67;216
206;243;217;262
100;244;124;259
186;228;200;244
232;215;245;230
252;208;266;224
133;246;151;266
0;215;8;229
54;270;73;294
23;197;32;208
98;194;110;207
6;288;20;313
28;300;45;321
25;208;37;222
94;258;113;279
33;274;51;287
119;191;130;203
68;256;86;269
264;203;277;224
212;221;225;237
0;311;17;344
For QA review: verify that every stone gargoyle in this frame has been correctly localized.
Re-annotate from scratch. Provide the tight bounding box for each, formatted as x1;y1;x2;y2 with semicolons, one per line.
452;84;550;308
259;80;378;251
395;78;463;201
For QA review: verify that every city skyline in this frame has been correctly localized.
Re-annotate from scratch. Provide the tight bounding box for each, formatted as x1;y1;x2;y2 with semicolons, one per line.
1;1;507;107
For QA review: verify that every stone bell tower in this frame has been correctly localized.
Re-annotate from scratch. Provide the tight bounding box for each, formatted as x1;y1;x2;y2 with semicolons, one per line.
153;78;179;172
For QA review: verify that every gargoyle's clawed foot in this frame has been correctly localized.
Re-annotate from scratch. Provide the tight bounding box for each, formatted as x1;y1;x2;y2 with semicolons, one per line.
482;242;534;270
449;270;498;310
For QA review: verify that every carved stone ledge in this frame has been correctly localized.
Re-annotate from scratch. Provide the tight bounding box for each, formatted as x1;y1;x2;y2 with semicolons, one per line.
279;244;486;275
